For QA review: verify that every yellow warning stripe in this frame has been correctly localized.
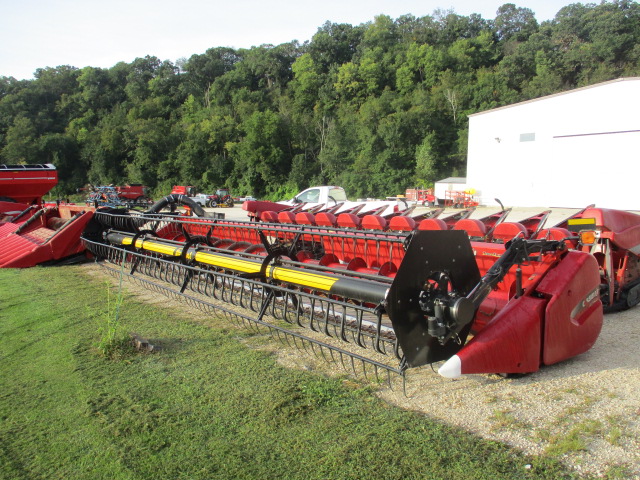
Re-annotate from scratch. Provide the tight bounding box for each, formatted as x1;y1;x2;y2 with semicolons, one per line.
124;236;340;291
567;218;596;226
270;266;339;291
194;251;258;274
124;237;184;257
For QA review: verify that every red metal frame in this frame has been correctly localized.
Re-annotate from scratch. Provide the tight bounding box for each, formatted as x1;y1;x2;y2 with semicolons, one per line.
0;164;58;205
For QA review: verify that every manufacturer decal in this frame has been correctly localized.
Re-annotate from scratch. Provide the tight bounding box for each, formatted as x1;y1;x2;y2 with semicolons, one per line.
570;286;600;320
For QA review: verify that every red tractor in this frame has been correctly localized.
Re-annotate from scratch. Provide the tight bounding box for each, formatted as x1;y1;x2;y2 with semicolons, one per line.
206;188;234;208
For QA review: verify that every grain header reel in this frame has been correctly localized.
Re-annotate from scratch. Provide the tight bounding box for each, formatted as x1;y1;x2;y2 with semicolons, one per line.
81;205;623;382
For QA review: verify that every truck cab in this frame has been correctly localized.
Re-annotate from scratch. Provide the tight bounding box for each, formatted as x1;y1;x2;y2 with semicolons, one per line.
285;186;347;207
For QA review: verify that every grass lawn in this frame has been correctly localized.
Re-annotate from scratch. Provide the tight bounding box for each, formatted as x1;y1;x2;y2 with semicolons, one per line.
0;265;579;479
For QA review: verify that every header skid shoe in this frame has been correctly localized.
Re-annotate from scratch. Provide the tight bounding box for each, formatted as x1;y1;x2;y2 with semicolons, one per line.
387;230;481;367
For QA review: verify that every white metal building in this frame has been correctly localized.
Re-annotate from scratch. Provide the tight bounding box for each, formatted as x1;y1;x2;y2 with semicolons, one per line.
434;177;467;202
466;78;640;210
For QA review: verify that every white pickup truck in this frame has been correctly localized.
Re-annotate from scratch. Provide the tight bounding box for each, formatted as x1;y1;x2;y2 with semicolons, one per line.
279;186;406;216
190;193;210;206
281;186;347;207
242;186;408;220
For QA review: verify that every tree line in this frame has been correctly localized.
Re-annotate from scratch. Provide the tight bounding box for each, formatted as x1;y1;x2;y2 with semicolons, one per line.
1;1;639;200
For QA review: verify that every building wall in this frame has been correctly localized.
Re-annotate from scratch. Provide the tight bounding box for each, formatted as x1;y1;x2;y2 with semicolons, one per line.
466;78;640;210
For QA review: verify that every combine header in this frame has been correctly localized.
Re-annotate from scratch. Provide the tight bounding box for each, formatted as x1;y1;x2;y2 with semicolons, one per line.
81;200;640;381
0;164;95;267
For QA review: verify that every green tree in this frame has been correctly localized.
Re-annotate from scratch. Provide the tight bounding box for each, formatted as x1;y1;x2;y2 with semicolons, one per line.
229;110;289;196
494;3;538;43
415;131;439;186
1;116;38;163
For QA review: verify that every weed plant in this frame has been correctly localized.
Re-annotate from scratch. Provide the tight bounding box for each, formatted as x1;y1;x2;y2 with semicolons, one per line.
94;267;133;359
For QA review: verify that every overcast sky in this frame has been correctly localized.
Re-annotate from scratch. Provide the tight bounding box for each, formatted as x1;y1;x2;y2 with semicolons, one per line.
1;0;576;80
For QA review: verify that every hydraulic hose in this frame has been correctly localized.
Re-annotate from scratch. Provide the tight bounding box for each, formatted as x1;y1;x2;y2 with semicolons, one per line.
146;194;206;217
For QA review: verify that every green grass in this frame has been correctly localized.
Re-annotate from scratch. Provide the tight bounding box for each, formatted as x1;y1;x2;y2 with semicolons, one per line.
489;408;532;432
0;266;581;480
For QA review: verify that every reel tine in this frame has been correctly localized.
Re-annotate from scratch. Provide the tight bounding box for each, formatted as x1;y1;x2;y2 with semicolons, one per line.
298;335;311;354
361;359;370;382
339;351;348;372
373;364;380;384
282;330;295;350
318;344;330;364
350;355;358;377
308;341;317;358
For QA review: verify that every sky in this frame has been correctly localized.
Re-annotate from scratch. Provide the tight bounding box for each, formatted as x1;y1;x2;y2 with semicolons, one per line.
1;0;576;80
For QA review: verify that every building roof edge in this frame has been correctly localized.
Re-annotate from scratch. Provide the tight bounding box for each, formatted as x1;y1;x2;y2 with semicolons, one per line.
468;77;640;118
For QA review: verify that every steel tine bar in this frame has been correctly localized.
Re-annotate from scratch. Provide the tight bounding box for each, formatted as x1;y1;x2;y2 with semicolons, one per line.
237;276;248;309
339;304;349;342
322;299;333;337
288;331;301;351
293;293;305;328
282;330;295;350
339;351;348;372
355;309;367;349
327;347;337;364
90;244;405;380
393;338;402;361
280;292;289;323
349;355;357;377
373;364;381;385
272;326;283;341
332;305;342;340
373;309;386;355
272;328;283;344
292;293;304;328
309;341;320;359
308;297;319;332
297;334;310;354
384;368;392;390
318;344;331;364
361;359;369;381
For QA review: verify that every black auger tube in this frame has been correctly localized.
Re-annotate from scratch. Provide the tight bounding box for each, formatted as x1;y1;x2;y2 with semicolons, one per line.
104;231;390;305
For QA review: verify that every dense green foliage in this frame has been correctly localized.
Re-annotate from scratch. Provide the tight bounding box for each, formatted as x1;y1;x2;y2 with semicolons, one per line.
0;266;581;479
1;1;639;199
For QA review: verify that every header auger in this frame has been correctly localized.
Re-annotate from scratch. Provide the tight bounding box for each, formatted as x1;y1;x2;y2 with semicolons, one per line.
81;205;621;383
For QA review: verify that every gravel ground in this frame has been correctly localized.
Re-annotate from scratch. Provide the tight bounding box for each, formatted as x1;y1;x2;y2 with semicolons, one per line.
380;307;640;478
107;204;640;477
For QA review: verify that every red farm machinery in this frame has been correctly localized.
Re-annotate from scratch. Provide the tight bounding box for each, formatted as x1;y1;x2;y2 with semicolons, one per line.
2;162;638;383
79;193;640;383
405;188;437;206
404;188;479;208
85;184;152;208
444;190;479;209
0;164;95;267
206;188;234;208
